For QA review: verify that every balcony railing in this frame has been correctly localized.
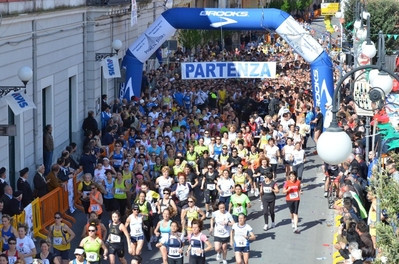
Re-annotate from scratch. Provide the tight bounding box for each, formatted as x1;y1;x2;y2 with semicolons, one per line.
86;0;130;6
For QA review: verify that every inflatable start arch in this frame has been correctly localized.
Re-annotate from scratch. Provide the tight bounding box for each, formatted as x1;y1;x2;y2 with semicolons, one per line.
121;8;334;116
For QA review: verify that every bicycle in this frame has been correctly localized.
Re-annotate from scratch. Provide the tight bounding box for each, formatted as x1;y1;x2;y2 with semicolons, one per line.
325;174;337;209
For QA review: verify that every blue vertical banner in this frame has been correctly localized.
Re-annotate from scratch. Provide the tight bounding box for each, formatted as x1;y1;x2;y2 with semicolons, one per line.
120;50;144;101
310;51;334;118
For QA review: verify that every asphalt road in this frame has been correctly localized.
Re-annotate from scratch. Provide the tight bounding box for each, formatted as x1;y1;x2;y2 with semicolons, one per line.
64;17;338;264
64;140;335;264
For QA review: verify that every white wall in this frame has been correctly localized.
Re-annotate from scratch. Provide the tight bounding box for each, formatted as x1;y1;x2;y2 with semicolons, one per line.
0;4;163;186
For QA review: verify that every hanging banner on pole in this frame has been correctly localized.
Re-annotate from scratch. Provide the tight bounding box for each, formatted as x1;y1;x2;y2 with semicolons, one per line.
101;57;121;79
2;92;37;115
354;81;374;116
131;0;137;27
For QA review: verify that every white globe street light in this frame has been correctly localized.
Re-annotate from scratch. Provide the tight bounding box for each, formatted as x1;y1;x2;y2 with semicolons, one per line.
356;28;367;41
112;39;123;52
371;72;394;96
354;19;362;29
317;128;353;165
362;41;377;58
362;11;370;20
17;66;33;85
369;69;379;83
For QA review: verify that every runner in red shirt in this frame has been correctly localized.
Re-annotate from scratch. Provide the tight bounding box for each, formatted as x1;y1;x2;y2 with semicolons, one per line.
283;171;301;233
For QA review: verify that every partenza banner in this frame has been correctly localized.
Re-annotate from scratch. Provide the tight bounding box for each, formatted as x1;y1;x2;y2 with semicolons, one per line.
181;62;276;79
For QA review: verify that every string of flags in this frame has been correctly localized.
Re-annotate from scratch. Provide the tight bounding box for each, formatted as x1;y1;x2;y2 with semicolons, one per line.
343;21;398;39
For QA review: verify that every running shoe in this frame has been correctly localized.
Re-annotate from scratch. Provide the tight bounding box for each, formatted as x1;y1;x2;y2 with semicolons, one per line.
324;191;328;198
293;228;300;233
271;222;275;228
216;253;221;261
250;188;254;194
206;211;210;218
254;188;259;197
223;260;227;264
263;224;268;231
147;242;152;251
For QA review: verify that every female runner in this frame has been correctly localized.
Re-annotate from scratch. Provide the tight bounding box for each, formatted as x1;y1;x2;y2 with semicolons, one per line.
185;220;212;264
210;202;234;264
230;214;256;264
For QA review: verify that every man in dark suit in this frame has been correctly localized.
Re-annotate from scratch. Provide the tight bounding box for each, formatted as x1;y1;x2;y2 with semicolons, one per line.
0;167;8;198
17;167;33;208
33;164;48;198
1;185;13;208
82;111;99;135
6;190;23;217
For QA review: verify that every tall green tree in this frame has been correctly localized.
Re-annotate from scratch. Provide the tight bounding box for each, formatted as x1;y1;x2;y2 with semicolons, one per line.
280;0;291;12
177;29;206;52
343;0;399;54
373;152;399;263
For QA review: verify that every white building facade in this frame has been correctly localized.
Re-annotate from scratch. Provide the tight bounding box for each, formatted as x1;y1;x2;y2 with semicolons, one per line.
0;0;167;186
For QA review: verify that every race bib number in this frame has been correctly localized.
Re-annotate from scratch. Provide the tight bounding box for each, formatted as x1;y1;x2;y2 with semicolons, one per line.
237;240;246;246
187;219;192;227
132;228;142;236
234;206;243;214
168;247;180;255
216;228;227;236
191;248;202;256
110;234;121;243
231;167;237;173
151;203;157;212
223;189;231;196
207;184;215;190
106;188;112;194
289;192;299;199
91;204;100;212
115;188;124;195
294;154;303;164
53;237;63;245
235;236;246;246
160;205;167;213
114;160;122;166
263;187;272;193
83;191;90;196
125;179;132;185
8;256;17;264
86;252;98;261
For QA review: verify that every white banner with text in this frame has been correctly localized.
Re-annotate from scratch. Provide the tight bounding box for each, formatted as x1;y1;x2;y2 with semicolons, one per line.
181;61;276;79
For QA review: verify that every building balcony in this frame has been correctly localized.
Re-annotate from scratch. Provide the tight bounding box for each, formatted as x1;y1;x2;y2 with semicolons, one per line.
87;0;132;6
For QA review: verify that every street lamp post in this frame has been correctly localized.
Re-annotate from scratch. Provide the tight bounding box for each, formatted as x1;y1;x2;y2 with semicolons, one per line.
95;39;123;61
317;32;399;165
0;66;33;98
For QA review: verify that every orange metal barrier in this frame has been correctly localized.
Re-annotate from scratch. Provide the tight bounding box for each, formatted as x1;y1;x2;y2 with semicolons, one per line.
8;184;78;241
31;198;42;237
